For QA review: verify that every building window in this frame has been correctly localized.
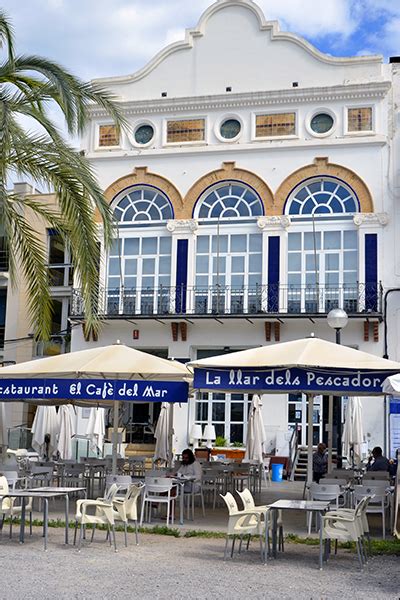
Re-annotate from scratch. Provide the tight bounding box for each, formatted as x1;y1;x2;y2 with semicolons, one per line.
47;230;73;287
134;124;155;145
220;118;241;140
255;113;296;137
166;119;205;143
113;186;174;223
347;107;372;132
195;232;262;314
309;113;334;135
195;392;251;444
98;124;119;147
194;182;263;219
285;178;359;215
107;236;172;315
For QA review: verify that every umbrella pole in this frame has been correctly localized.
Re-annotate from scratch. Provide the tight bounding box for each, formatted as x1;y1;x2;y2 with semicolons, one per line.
327;395;333;472
112;400;120;476
307;394;314;488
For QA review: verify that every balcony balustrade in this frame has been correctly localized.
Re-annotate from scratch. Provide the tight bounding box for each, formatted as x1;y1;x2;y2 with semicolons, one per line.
71;283;382;319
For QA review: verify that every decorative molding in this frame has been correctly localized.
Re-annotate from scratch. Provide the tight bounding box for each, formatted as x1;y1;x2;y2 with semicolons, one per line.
88;82;391;118
94;166;184;222
353;212;389;226
182;161;274;220
274;157;374;215
257;216;291;229
166;219;199;233
91;0;383;89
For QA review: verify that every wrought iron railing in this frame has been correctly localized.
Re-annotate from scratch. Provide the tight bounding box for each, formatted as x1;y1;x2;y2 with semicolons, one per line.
71;283;382;318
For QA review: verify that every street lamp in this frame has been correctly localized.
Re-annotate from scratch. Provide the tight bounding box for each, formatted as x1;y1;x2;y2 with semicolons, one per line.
327;308;348;469
327;308;348;344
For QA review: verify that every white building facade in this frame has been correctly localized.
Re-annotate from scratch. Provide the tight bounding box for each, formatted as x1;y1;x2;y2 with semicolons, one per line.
69;0;400;458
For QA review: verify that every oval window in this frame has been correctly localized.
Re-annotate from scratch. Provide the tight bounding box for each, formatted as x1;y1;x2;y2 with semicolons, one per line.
220;118;241;140
134;124;154;145
310;113;334;134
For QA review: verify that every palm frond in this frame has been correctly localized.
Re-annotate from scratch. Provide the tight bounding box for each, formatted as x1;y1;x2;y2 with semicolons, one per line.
0;11;14;60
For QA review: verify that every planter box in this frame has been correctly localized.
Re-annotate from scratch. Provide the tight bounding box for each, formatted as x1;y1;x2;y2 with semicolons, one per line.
211;447;246;460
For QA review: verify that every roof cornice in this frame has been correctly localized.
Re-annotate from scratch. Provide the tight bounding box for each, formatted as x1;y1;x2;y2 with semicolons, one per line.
88;81;392;118
91;0;383;88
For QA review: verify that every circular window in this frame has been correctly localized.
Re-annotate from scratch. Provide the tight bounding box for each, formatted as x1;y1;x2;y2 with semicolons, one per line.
310;113;334;134
220;118;241;140
134;124;154;145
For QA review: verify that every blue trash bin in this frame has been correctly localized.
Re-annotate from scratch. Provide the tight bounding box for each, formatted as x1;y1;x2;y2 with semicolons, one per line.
271;463;284;482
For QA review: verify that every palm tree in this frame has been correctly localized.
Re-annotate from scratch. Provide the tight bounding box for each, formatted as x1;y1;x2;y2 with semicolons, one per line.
0;11;125;339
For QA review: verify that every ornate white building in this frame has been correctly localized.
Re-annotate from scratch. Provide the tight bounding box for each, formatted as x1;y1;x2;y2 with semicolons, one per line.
64;0;400;459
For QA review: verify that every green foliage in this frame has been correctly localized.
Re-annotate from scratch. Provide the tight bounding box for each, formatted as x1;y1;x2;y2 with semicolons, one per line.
231;441;244;448
0;12;126;339
214;436;227;447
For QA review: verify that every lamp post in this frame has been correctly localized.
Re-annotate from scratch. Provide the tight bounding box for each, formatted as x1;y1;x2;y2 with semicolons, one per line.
327;308;348;469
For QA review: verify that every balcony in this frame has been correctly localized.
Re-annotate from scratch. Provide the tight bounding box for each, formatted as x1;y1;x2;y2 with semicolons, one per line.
71;283;382;320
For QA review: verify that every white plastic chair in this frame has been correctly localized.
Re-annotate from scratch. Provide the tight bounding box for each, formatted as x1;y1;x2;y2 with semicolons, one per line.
308;483;342;534
112;483;144;546
236;488;273;554
140;477;177;527
220;492;265;562
0;475;33;539
73;483;120;552
354;484;390;539
183;479;205;520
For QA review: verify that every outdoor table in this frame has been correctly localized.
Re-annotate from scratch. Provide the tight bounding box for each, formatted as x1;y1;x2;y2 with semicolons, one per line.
0;489;68;550
268;499;330;569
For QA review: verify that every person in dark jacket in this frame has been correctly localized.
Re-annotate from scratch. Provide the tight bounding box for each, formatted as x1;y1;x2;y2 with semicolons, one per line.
313;442;328;483
366;446;390;472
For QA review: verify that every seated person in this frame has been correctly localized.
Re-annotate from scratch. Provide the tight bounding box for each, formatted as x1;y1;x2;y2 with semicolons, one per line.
313;442;328;483
366;446;390;472
177;448;202;492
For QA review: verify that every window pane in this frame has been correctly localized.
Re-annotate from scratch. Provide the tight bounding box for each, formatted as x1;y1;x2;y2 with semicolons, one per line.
160;237;171;254
196;276;208;288
304;232;321;250
231;274;244;288
196;255;209;273
325;254;339;270
124;238;139;255
230;424;244;443
124;259;137;275
197;236;209;253
108;258;120;276
213;256;226;274
231;256;245;273
344;231;357;249
231;403;244;422
288;273;301;286
248;274;261;287
344;271;357;284
99;124;119;146
249;234;262;252
212;402;225;421
167;119;205;143
306;254;319;271
326;272;339;285
196;402;208;421
288;253;301;271
231;235;247;252
324;231;341;249
48;234;65;264
249;253;262;272
211;235;228;253
256;113;295;137
348;107;372;132
142;238;157;254
288;233;301;251
142;258;155;275
159;256;171;274
344;251;358;270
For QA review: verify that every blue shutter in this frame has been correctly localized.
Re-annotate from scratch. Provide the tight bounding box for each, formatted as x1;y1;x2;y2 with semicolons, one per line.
175;239;188;314
365;233;378;311
268;236;280;311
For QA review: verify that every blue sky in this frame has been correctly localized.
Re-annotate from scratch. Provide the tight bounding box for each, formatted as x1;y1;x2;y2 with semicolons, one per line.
1;0;399;82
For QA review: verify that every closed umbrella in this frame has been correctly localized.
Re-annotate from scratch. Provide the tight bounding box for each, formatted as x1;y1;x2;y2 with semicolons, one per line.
31;405;59;459
342;396;365;467
86;407;106;455
244;394;266;463
154;402;172;466
57;404;76;460
0;402;8;450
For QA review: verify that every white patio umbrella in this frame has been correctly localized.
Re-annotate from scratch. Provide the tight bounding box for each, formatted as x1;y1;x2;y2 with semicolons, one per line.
154;402;172;466
0;342;190;474
244;394;266;464
342;397;365;466
57;404;76;460
31;405;59;459
190;337;400;486
86;407;106;455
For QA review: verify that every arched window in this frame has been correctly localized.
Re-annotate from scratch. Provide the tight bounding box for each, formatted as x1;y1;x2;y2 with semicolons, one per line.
285;177;359;216
194;182;264;219
113;186;174;223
